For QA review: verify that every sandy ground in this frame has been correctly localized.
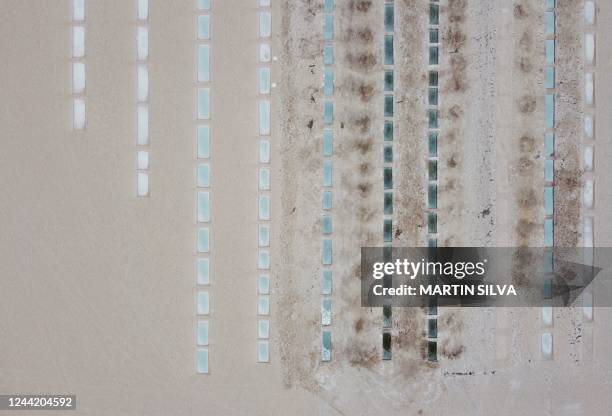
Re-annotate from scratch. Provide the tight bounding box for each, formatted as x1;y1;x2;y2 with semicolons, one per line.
0;1;611;415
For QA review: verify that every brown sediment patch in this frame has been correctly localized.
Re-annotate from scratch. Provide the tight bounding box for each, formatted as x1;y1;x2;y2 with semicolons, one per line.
346;53;377;71
343;77;376;102
354;318;365;333
443;178;456;191
440;311;465;336
352;137;373;154
347;0;372;12
448;104;463;119
345;341;379;370
357;182;371;196
517;155;534;170
519;56;532;73
557;168;581;189
438;311;465;358
513;4;527;19
449;54;468;92
445;27;466;52
440;341;465;359
353;115;371;133
519;134;536;153
359;84;374;101
441;312;459;329
358;84;375;101
359;162;371;174
518;95;536;114
447;154;459;168
345;28;374;43
358;206;376;222
515;218;538;241
516;188;537;209
519;31;533;51
392;308;426;350
511;248;537;286
448;0;467;23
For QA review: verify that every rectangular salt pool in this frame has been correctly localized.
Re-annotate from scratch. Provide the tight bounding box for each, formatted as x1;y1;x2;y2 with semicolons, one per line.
321;331;331;361
197;321;209;346
322;191;332;210
259;100;271;135
197;126;210;159
545;94;555;128
197;349;209;373
384;4;394;32
545;187;554;216
197;258;209;285
323;69;334;96
323;129;333;156
384;35;394;65
197;88;210;120
323;161;333;187
321;299;332;325
197;191;210;222
198;45;210;82
322;270;332;295
258;275;270;294
322;239;332;265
